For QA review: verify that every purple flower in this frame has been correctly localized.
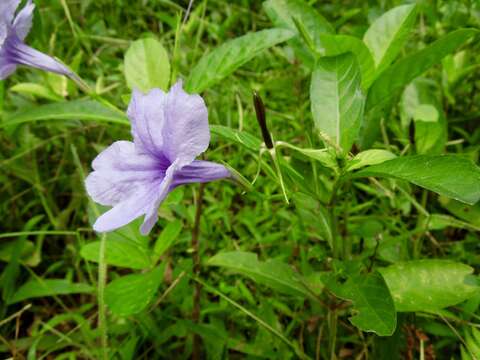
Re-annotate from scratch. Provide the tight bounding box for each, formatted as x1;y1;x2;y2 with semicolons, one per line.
85;81;231;235
0;0;72;79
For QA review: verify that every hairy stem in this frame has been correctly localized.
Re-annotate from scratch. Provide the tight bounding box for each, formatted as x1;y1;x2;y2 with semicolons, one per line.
328;309;337;360
70;145;108;358
98;233;108;359
192;183;205;359
327;178;342;258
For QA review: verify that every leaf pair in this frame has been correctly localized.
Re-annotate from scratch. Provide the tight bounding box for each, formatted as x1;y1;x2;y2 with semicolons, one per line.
308;3;417;153
299;1;477;155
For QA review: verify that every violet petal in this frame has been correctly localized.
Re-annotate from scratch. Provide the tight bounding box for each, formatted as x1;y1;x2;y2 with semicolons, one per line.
92;178;164;233
127;88;167;157
173;160;231;186
0;0;21;45
93;162;177;234
85;141;161;207
12;0;34;41
162;80;210;167
0;34;72;79
0;0;20;24
139;162;178;235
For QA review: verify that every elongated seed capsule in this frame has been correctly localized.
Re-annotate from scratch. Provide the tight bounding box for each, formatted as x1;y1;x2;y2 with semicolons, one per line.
253;91;274;149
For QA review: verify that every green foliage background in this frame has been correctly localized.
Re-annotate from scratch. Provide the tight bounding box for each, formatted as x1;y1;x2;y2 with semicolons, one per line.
1;0;480;359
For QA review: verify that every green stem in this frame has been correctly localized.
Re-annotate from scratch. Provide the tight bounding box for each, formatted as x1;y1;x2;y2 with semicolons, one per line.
71;145;108;358
341;181;352;259
328;309;337;360
325;177;344;360
329;209;339;259
69;72;124;115
59;0;77;38
291;16;319;56
327;178;342;258
270;148;289;204
98;233;108;359
192;183;205;360
170;13;183;86
0;230;77;239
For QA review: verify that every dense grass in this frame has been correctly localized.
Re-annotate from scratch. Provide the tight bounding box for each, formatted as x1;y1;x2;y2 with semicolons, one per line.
1;0;480;359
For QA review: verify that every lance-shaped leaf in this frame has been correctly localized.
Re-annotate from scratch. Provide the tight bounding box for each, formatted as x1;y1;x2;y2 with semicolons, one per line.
208;251;313;298
185;29;294;93
353;155;480;205
0;100;129;129
380;260;479;312
401;79;447;155
9;279;93;304
346;149;396;171
263;0;333;54
440;198;480;227
318;34;376;89
367;29;478;110
360;30;476;148
210;125;262;152
310;52;365;152
363;4;417;78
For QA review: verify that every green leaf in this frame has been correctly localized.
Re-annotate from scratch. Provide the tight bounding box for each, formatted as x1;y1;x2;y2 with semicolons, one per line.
10;83;64;101
318;34;376;89
277;142;338;171
439;197;480;227
353;155;480;205
379;260;479;312
185;29;294;93
401;79;447;155
208;251;311;298
414;104;439;123
105;265;165;316
0;240;39;267
425;214;480;232
414;109;446;155
210;125;262;152
310;52;365;152
1;217;43;303
9;279;93;304
324;271;396;336
1;103;251;147
46;72;69;98
443;50;472;86
263;0;334;53
346;149;397;171
124;37;170;92
463;328;480;360
367;29;478;110
363;4;417;78
80;221;152;270
153;220;183;259
81;240;152;270
0;100;129;129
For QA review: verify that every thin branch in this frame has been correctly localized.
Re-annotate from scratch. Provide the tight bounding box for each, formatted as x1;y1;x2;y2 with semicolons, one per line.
192;183;205;360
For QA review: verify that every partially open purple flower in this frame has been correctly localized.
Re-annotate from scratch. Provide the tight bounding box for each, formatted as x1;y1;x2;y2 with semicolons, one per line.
86;81;231;235
0;0;72;79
